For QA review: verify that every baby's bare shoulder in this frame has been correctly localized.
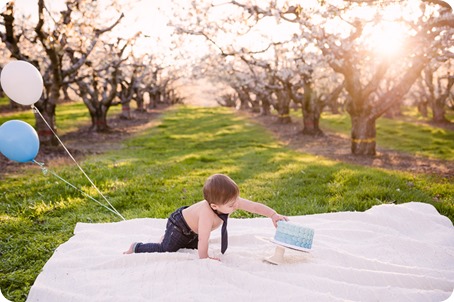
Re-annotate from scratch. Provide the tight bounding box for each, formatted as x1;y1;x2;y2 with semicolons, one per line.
185;201;214;221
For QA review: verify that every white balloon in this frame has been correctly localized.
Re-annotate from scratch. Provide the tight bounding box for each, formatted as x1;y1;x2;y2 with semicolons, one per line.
0;60;43;105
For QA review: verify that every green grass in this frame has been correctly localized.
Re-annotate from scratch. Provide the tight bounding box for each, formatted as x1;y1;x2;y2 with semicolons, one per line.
317;112;454;161
1;105;453;301
0;96;9;106
0;98;122;134
400;106;454;121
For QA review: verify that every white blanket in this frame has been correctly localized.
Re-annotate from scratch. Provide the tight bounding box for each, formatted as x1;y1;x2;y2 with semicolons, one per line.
27;202;454;302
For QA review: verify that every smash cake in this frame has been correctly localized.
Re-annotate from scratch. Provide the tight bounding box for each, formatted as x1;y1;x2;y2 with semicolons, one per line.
273;221;314;250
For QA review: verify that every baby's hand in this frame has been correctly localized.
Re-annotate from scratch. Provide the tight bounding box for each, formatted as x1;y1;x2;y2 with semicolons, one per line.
271;213;288;227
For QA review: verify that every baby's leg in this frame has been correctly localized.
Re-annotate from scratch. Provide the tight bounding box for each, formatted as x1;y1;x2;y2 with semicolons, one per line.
123;241;163;253
134;242;165;253
125;216;195;254
124;230;170;253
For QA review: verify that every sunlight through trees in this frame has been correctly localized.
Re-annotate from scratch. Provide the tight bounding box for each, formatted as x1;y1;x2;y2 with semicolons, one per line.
1;0;453;155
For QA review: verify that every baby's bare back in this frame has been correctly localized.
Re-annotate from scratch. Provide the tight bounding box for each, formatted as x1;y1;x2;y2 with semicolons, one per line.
182;201;223;234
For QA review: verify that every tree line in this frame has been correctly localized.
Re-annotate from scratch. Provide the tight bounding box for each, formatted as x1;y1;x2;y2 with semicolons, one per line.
1;0;452;157
0;0;183;146
171;0;453;156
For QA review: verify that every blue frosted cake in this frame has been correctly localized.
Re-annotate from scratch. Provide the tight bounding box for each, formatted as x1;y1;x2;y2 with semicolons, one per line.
274;221;314;249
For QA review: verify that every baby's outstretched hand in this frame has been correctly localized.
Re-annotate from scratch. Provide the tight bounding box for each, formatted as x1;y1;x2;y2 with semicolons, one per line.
271;213;288;227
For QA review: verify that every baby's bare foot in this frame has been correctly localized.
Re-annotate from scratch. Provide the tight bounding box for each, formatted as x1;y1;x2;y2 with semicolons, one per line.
123;242;136;254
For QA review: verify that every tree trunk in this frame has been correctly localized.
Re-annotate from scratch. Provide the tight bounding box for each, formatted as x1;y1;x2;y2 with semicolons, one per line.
350;115;377;155
417;101;429;117
251;98;261;113
301;81;323;135
426;71;453;124
237;88;251;110
9;99;21;110
34;85;59;146
301;110;323;136
135;91;146;112
239;98;250;110
147;90;158;109
330;102;340;114
326;81;344;114
34;101;58;145
277;109;291;123
431;75;453;123
276;99;291;123
62;86;72;102
275;90;291;123
432;98;448;123
261;101;271;116
384;102;402;118
90;106;109;132
119;103;131;119
259;94;271;116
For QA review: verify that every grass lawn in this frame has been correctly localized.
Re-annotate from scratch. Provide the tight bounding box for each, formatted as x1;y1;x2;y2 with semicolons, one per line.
0;104;453;301
0;99;122;134
317;111;454;161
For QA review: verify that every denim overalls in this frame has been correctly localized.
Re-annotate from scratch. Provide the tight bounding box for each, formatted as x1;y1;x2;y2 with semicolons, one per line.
134;206;198;253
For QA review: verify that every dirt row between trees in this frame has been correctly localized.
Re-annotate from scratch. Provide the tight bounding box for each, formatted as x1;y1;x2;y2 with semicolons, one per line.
0;109;164;177
246;111;454;179
1;106;453;180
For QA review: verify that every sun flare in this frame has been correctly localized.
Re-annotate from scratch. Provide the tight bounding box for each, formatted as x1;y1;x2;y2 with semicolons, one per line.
366;22;408;58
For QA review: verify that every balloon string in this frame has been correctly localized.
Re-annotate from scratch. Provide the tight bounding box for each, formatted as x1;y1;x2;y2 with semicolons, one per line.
31;105;125;221
33;160;125;220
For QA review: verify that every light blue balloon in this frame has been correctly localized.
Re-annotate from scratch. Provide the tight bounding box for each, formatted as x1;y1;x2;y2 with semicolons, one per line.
0;120;40;163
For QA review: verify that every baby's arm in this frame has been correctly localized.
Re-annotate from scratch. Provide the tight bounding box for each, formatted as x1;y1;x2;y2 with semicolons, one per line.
197;208;220;260
237;197;288;227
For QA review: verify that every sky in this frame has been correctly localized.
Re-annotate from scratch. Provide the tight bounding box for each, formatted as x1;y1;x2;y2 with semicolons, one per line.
2;0;453;93
0;0;172;42
0;0;222;105
3;0;452;60
0;0;194;63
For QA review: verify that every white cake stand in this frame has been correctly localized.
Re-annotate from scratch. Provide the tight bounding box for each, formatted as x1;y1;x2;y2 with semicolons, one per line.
256;236;311;265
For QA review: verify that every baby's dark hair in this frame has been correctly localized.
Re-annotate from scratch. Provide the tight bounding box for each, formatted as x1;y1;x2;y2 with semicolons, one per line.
203;174;239;205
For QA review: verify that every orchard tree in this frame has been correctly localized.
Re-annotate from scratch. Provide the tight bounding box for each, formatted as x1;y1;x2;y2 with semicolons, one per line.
172;1;341;135
181;0;452;155
75;38;130;131
309;0;453;155
422;64;454;123
169;0;281;111
245;0;453;154
201;54;260;110
1;0;123;144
